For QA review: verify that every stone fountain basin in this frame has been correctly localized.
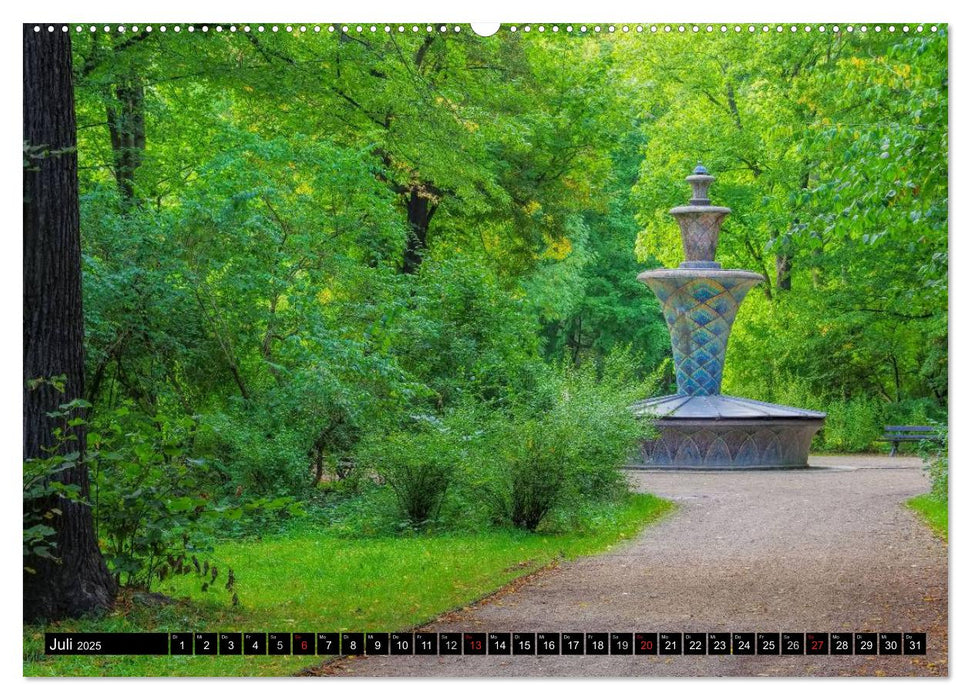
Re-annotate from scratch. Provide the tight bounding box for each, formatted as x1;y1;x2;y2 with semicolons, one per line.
631;394;826;469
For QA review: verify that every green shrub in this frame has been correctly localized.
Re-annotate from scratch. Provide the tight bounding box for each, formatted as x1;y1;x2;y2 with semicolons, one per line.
480;351;654;531
319;482;404;536
23;397;88;573
356;417;462;528
918;423;948;501
820;395;882;452
203;408;316;495
199;368;383;495
89;407;218;588
501;417;572;530
88;406;299;594
332;350;656;534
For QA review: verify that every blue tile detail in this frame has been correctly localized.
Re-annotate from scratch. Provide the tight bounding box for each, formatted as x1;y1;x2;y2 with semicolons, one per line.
644;275;760;395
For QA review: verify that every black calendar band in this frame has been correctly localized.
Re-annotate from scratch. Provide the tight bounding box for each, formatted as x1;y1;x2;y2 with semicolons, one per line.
45;633;169;655
44;631;927;656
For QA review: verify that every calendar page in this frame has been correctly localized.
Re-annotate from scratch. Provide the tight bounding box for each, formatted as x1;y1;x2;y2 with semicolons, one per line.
22;15;949;681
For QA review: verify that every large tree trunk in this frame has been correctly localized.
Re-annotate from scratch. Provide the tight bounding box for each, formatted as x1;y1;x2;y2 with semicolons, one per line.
106;72;145;209
23;24;115;622
401;186;439;275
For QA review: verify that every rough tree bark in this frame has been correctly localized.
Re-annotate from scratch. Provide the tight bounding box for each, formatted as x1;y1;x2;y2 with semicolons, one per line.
23;24;116;622
401;187;439;275
775;253;792;291
774;229;793;292
106;73;145;209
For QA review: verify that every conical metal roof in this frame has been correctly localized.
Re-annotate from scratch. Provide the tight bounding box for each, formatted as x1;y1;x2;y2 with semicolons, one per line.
632;393;826;420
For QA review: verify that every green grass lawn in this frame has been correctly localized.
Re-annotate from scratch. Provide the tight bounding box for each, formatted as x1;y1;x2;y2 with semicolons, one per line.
24;493;673;677
907;494;948;541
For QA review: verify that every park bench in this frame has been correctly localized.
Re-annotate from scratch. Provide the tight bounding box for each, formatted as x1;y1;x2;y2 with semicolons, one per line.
879;425;942;456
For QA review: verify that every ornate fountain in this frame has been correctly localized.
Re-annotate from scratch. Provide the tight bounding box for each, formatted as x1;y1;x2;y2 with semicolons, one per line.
633;165;825;468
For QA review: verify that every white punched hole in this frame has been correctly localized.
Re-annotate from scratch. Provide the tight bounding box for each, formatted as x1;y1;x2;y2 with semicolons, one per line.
471;23;500;36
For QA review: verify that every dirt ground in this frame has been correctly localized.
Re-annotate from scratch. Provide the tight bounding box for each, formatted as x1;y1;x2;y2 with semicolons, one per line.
308;454;947;677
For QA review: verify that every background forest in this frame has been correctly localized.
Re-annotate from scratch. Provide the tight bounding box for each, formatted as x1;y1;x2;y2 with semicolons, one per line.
26;25;947;631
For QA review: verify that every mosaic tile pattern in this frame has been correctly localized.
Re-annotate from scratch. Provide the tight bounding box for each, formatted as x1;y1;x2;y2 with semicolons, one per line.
670;208;730;262
642;272;762;395
636;420;822;468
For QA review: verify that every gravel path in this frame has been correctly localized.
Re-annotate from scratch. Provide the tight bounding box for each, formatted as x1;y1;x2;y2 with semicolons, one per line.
313;455;947;677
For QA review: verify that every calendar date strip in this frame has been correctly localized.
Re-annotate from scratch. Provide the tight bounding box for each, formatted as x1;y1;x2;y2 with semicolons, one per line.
45;631;926;656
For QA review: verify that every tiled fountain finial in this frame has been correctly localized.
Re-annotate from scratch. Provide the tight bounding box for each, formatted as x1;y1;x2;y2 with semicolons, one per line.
669;164;731;268
687;162;714;204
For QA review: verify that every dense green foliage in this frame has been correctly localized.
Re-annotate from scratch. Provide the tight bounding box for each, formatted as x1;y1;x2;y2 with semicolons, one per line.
908;423;947;539
42;26;947;590
907;423;947;541
922;425;949;502
22;392;87;571
624;29;948;434
913;423;948;536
